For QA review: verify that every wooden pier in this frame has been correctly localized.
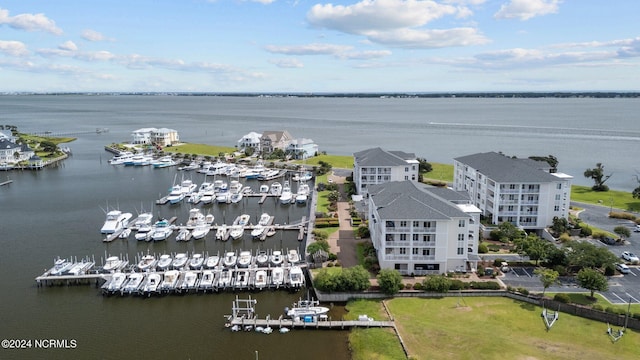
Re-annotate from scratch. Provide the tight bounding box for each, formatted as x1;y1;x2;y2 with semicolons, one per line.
0;179;13;186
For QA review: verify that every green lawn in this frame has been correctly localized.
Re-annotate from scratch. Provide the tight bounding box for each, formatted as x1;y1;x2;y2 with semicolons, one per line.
346;300;406;360
422;162;454;183
546;292;640;313
385;297;640;360
164;143;236;157
571;185;640;212
294;154;353;169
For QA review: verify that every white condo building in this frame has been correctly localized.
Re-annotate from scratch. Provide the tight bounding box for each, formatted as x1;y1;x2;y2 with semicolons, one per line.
368;181;481;275
353;147;419;195
453;152;573;231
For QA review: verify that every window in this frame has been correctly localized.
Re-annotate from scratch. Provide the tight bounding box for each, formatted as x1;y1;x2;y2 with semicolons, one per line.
412;234;419;241
404;176;409;180
413;221;419;227
399;248;407;255
422;235;431;242
412;248;419;255
457;247;464;255
554;205;560;211
555;194;561;200
400;234;407;241
400;221;408;227
557;183;562;189
458;220;465;227
458;234;465;241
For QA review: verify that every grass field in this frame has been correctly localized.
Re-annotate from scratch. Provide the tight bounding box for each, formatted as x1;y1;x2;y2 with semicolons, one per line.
294;154;353;169
385;297;640;360
345;300;406;360
422;163;454;183
546;292;640;314
571;185;640;212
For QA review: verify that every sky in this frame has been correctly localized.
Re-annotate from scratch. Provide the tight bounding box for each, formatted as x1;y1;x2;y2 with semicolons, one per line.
0;0;639;93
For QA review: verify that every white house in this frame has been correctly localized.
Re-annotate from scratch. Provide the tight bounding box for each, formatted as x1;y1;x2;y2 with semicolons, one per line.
131;128;157;145
353;147;419;195
453;152;573;231
152;128;179;147
237;132;262;152
368;181;481;275
286;138;318;160
0;138;34;164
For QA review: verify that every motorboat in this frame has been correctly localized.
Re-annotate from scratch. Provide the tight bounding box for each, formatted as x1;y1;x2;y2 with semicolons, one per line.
188;253;205;269
215;192;229;204
266;226;276;237
205;254;220;268
234;269;249;288
199;270;214;290
254;270;267;290
166;185;185;204
105;272;128;293
102;256;126;273
251;225;266;239
152;155;177;168
288;266;305;288
285;298;329;319
215;225;227;241
235;214;251;226
179;161;200;171
271;267;284;288
151;219;173;241
218;269;232;288
269;182;282;195
229;225;244;240
258;213;271;226
180;271;198;292
228;180;243;194
129;153;153;166
175;228;191;241
135;224;153;241
186;208;205;228
187;192;202;204
180;179;197;196
197;182;215;204
156;254;173;271
109;151;134;165
172;253;189;269
237;251;252;268
270;250;283;266
259;184;269;193
122;272;145;295
101;210;133;234
142;272;162;296
255;251;269;266
136;254;156;271
132;212;153;230
213;179;227;192
49;258;73;276
159;270;180;293
287;249;301;264
295;183;310;204
242;186;253;195
191;222;210;240
118;228;132;239
279;181;293;204
67;260;94;276
230;192;243;203
205;213;215;224
223;251;237;268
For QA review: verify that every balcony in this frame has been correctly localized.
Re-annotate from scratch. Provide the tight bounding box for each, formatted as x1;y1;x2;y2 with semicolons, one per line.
384;255;411;261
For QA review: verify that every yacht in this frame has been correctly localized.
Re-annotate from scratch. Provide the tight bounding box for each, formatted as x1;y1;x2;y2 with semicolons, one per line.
108;151;134;165
259;184;269;193
215;191;230;204
131;212;154;230
136;254;156;271
287;249;301;264
171;253;189;269
229;192;243;204
223;251;237;268
105;272;128;293
152;156;176;168
135;224;153;241
251;225;266;239
175;228;191;241
118;228;131;239
285;298;329;319
151;219;173;241
180;271;198;292
49;258;73;276
166;185;185;204
269;182;282;196
229;225;244;240
155;254;173;271
254;270;268;290
279;181;293;204
288;266;305;288
100;210;133;234
271;267;284;288
186;208;206;228
218;269;232;288
130;154;153;166
235;214;251;226
237;251;252;268
295;183;310;204
255;250;269;266
215;225;227;241
258;213;271;226
180;179;197;196
188;253;205;269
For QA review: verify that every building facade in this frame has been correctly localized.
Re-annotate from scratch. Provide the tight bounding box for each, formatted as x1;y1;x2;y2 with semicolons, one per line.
131;128;179;147
353;147;419;195
0;138;34;164
453;152;573;231
237;132;262;152
368;181;481;275
286;138;318;160
260;130;293;154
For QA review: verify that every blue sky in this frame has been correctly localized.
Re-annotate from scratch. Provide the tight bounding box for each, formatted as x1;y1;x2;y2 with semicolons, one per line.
1;0;639;92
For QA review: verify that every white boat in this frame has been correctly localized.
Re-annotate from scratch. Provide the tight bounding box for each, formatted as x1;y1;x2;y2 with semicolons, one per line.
100;210;132;234
223;251;237;268
180;161;200;171
237;251;252;268
215;192;229;203
271;267;284;287
234;269;249;288
172;253;189;269
205;254;220;268
151;219;173;241
270;182;282;196
199;270;214;290
279;181;293;204
156;254;173;271
135;224;153;241
254;270;267;289
180;179;197;196
105;272;128;293
102;256;125;272
189;253;205;269
288;266;305;288
191;222;210;240
205;213;215;224
266;226;276;237
187;192;202;204
230;192;243;203
258;213;271;226
118;228;132;239
49;258;73;276
270;250;283;266
229;180;243;194
215;225;227;241
255;251;269;266
251;225;265;239
132;212;153;229
285;298;329;319
67;260;94;275
130;153;153;166
175;228;191;241
136;254;156;271
287;249;301;264
109;151;134;165
235;214;250;226
229;225;244;240
159;270;180;292
186;208;205;227
295;183;310;204
142;272;162;295
122;272;145;294
197;182;215;204
259;184;269;193
152;155;176;168
166;185;185;204
180;271;198;291
218;269;232;288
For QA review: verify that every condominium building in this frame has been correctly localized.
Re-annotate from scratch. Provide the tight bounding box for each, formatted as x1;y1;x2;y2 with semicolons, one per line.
453;152;573;230
353;147;419;195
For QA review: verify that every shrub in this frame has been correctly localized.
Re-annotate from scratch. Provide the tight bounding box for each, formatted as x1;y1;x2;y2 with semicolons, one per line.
423;275;451;293
328;253;338;261
327;262;334;267
493;258;506;267
609;211;636;221
448;279;469;290
553;293;571;303
478;243;488;254
553;265;569;276
604;264;615;276
592;304;604;311
356;226;370;238
580;226;593;237
412;282;423;291
558;233;572;243
517;287;529;295
469;281;501;290
477;266;485;277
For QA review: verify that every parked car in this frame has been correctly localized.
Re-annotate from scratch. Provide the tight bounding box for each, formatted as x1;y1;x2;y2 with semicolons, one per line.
616;263;630;274
621;251;640;264
634;224;640;232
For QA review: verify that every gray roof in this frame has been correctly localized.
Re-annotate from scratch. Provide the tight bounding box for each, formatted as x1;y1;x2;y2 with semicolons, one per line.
454;152;559;183
354;147;416;167
369;181;470;220
0;139;20;150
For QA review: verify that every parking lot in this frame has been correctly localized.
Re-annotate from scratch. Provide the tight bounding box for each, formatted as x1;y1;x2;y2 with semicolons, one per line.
500;266;640;304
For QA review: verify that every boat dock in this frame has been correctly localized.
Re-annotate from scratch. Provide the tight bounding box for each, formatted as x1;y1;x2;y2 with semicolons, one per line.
225;296;395;331
0;179;13;186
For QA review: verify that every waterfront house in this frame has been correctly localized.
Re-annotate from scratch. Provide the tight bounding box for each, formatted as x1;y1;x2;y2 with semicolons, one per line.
353;147;419;195
286;138;318;160
131;128;156;145
237;132;262;152
367;181;481;275
152;128;179;147
260;130;293;154
453;152;573;232
0;138;34;165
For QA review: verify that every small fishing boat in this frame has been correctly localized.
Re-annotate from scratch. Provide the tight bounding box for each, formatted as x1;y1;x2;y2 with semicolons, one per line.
155;254;173;271
171;253;189;269
188;253;205;269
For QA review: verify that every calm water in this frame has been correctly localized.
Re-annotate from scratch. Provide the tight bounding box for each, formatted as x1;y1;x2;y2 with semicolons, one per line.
1;95;639;359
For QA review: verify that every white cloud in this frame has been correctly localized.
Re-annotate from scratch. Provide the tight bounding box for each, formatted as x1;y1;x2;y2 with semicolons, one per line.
338;50;392;60
81;29;112;42
0;7;63;35
269;58;304;68
0;40;29;56
306;0;487;48
58;41;78;52
494;0;561;21
265;43;353;55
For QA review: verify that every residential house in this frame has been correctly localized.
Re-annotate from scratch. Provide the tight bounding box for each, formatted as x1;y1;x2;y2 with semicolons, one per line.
286;138;318;160
237;132;262;152
353;147;419;195
131;128;157;145
0;138;34;164
152;128;179;147
260;130;293;154
367;181;481;275
453;152;573;231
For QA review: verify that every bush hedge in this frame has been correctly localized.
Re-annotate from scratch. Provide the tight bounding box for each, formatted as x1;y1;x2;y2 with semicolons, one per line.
554;293;571;303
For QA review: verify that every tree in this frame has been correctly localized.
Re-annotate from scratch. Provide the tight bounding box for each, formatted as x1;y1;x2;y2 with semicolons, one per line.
632;174;640;199
343;266;371;291
416;157;432;173
564;240;619;270
423;275;451;293
576;268;608;298
514;234;554;265
583;163;611;191
529;155;558;172
492;221;525;243
40;140;57;154
377;269;403;295
550;216;569;236
533;268;559;297
613;225;631;240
